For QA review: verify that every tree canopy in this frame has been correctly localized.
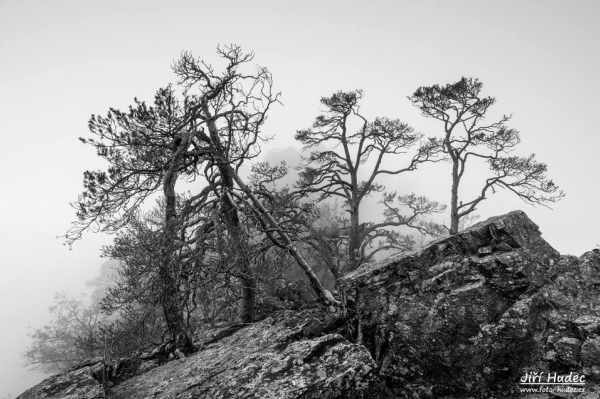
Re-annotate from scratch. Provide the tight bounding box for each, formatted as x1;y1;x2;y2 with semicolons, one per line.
66;46;342;354
296;90;445;271
409;77;564;234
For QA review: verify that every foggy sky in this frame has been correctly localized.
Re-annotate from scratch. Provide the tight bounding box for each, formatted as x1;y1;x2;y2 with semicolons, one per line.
1;0;599;396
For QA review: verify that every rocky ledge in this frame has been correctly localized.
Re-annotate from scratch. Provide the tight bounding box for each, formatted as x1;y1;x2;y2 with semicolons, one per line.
17;211;600;398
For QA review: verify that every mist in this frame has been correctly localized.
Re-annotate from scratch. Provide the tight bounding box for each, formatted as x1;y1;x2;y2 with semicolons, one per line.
2;0;599;396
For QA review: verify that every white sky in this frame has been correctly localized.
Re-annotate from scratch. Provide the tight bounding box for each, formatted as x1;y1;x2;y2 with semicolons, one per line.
1;0;599;396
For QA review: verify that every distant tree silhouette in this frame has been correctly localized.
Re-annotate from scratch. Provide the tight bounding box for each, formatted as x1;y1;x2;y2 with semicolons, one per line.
409;77;564;235
296;90;445;271
23;292;105;373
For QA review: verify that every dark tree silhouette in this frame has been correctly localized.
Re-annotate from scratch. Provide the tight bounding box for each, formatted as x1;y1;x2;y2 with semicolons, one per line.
409;77;564;235
67;46;339;352
67;45;279;351
68;83;200;353
172;47;338;310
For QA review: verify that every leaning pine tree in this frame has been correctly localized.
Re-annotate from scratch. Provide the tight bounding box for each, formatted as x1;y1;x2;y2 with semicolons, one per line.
67;46;338;354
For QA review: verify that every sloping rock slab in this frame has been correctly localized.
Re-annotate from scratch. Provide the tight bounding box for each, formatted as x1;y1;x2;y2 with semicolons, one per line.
341;210;600;398
110;310;389;399
16;364;104;399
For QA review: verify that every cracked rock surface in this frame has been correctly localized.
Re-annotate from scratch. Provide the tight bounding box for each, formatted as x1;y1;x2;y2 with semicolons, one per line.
341;210;600;398
110;310;388;398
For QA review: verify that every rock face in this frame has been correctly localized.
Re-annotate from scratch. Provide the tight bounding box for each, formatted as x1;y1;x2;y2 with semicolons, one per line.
341;210;600;397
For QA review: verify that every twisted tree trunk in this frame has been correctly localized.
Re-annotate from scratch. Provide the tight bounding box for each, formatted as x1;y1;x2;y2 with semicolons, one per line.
161;133;195;354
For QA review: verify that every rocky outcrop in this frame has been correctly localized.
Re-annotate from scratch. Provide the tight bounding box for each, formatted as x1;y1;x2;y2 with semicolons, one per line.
109;309;388;398
341;210;600;398
18;211;600;398
18;310;387;399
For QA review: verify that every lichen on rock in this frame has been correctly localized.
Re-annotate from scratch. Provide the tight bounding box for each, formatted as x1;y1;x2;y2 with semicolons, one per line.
341;210;600;397
109;309;388;398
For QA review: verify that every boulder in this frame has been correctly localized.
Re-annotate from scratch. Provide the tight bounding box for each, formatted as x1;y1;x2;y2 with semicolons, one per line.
341;210;600;397
109;309;389;398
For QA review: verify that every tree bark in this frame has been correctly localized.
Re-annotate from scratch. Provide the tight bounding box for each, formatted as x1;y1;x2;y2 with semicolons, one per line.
348;203;361;272
220;188;256;324
161;134;195;354
204;113;257;324
449;160;460;235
